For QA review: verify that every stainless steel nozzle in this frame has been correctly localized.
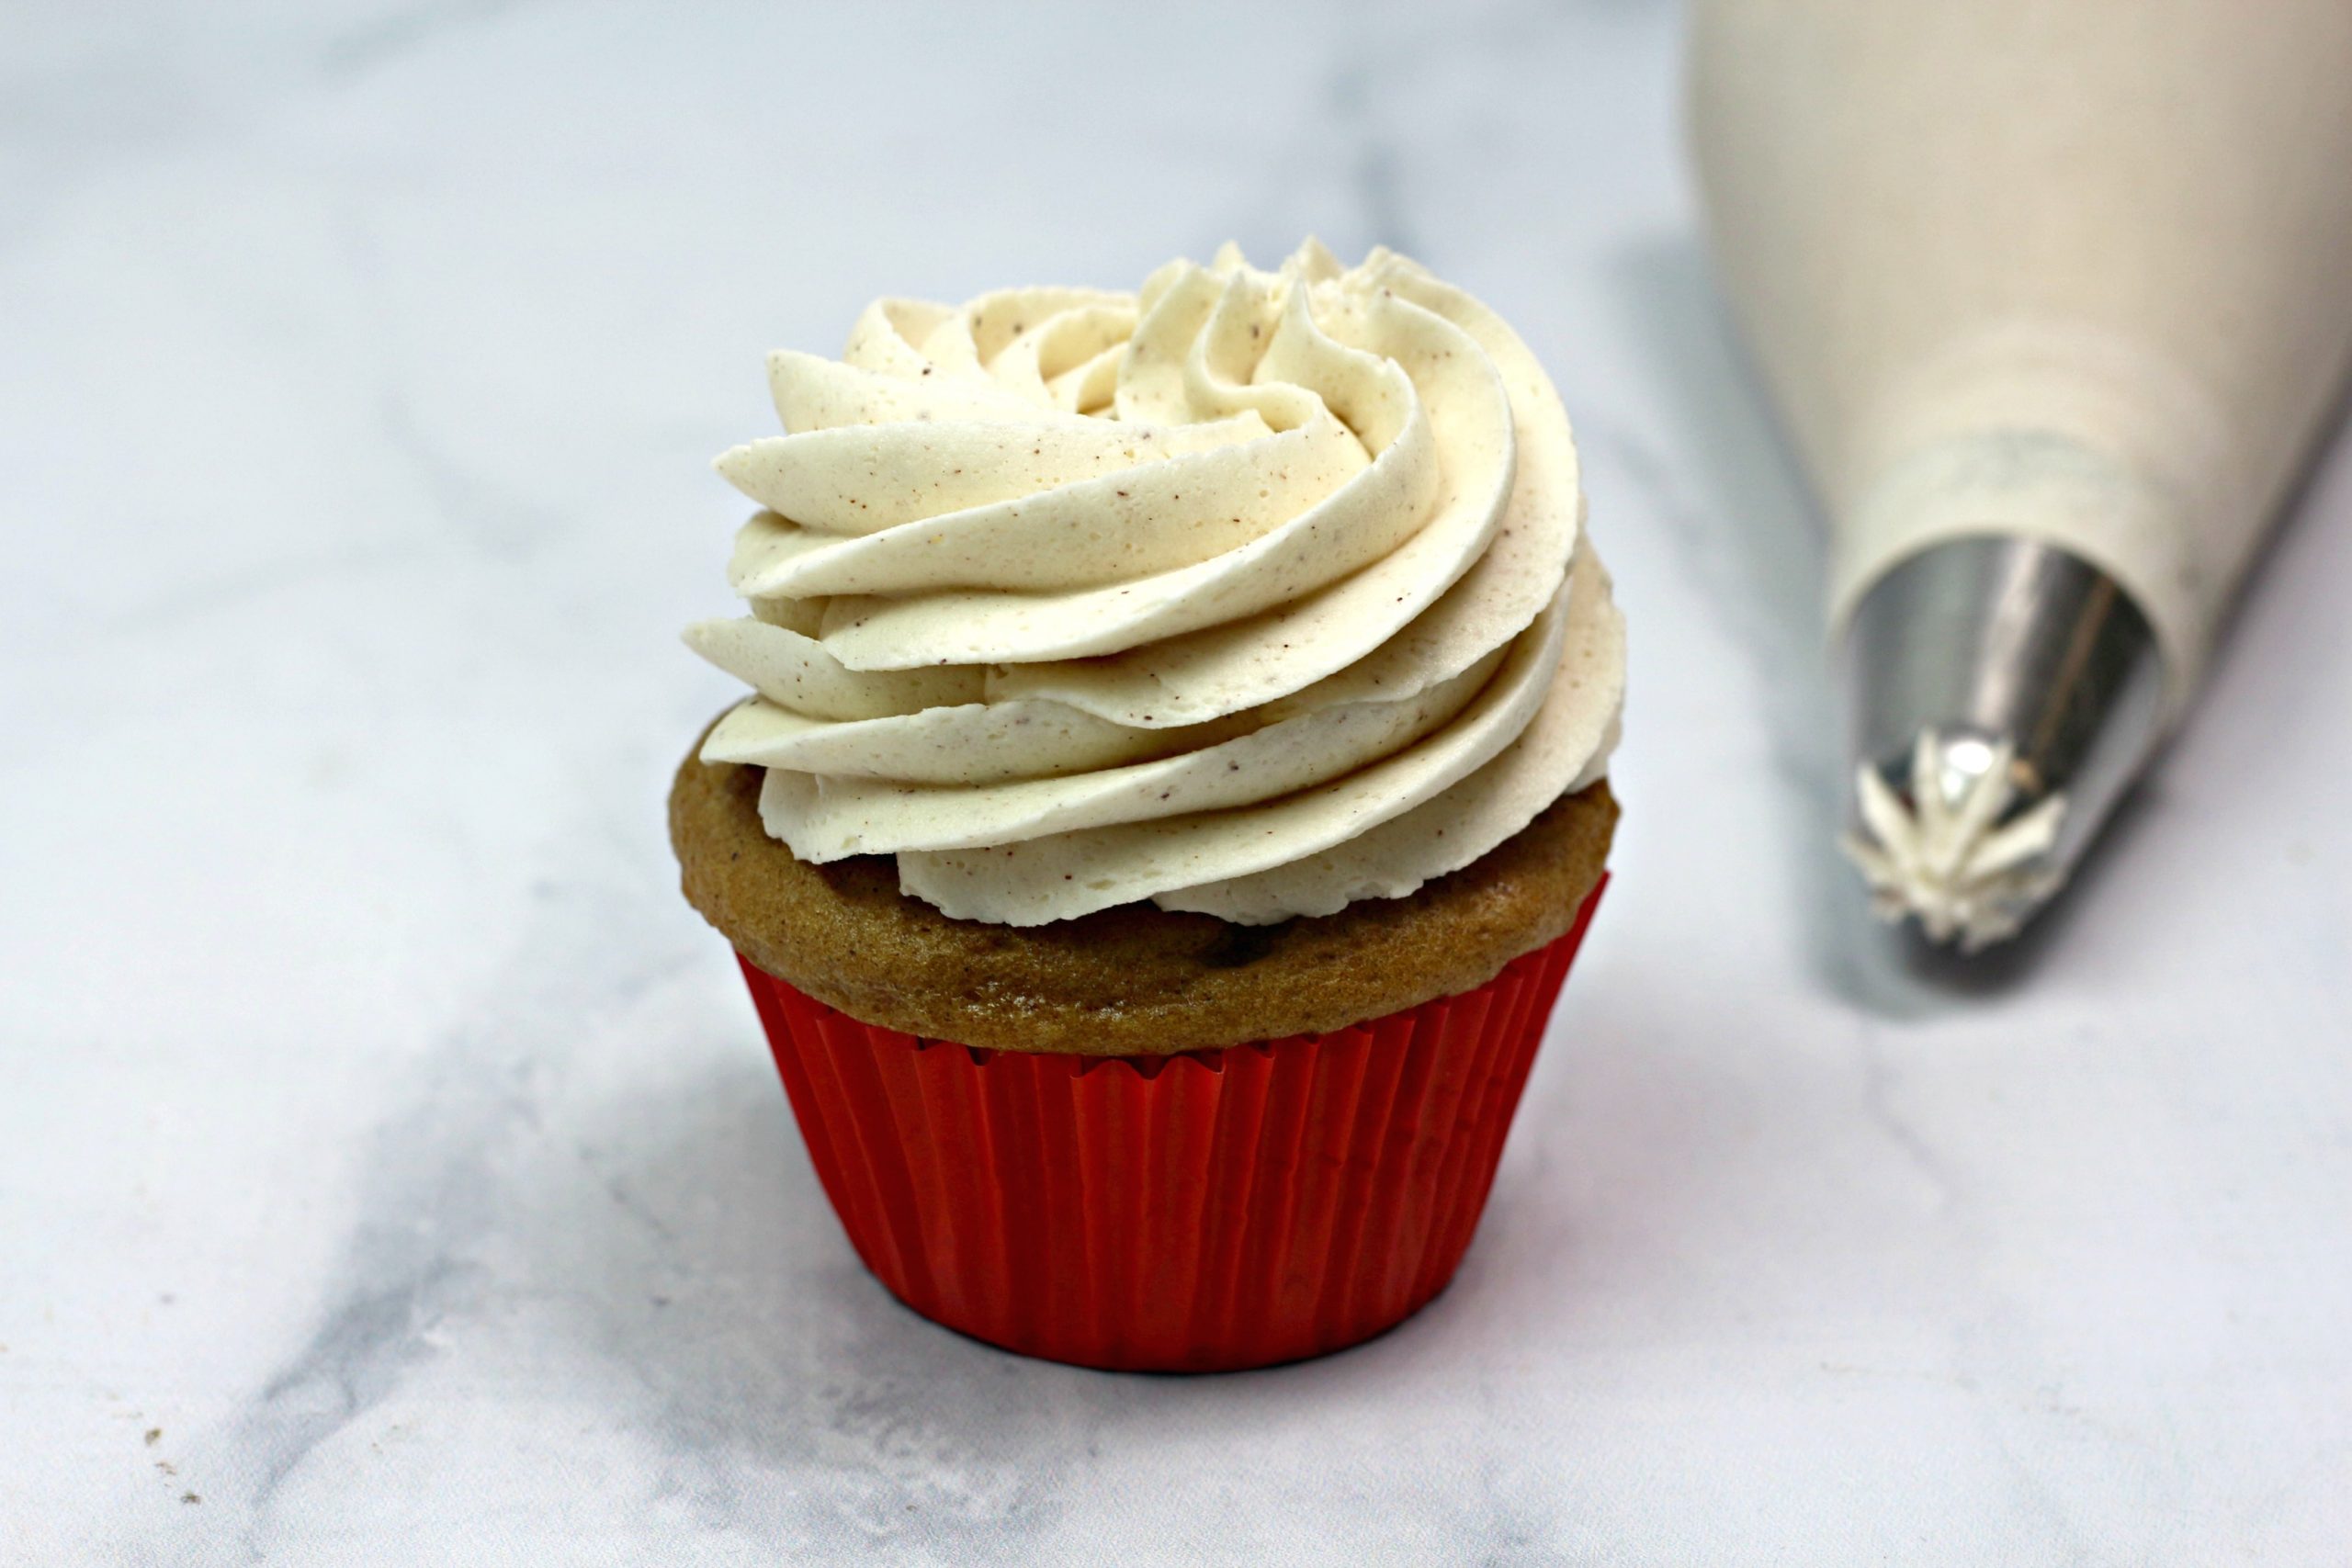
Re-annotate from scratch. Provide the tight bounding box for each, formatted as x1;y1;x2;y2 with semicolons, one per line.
1838;536;2166;950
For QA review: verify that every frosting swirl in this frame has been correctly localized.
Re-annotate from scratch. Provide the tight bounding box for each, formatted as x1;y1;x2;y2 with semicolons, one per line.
687;242;1624;926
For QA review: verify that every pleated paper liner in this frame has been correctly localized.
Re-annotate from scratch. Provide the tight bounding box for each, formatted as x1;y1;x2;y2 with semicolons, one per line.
736;877;1606;1373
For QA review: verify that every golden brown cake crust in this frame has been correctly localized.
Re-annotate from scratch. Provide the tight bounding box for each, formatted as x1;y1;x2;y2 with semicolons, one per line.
671;728;1617;1055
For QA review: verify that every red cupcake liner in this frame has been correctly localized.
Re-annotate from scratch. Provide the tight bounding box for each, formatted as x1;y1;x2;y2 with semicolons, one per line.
735;878;1606;1372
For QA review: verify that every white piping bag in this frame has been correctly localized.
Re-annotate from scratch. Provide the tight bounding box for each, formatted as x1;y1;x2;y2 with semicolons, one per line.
1690;0;2352;949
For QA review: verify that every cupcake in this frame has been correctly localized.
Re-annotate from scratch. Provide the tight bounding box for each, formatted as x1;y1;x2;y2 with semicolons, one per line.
671;240;1625;1371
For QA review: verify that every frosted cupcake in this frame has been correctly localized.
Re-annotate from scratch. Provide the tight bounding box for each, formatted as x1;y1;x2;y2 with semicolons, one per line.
672;241;1624;1371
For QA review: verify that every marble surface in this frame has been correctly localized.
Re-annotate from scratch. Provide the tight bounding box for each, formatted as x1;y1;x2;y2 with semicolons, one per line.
6;2;2350;1562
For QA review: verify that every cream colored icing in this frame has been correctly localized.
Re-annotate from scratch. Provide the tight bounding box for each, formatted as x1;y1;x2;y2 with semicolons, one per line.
1844;731;2065;952
686;242;1625;925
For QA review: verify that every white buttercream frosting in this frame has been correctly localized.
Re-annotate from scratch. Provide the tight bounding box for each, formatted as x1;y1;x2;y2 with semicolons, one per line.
1844;731;2066;951
687;242;1625;925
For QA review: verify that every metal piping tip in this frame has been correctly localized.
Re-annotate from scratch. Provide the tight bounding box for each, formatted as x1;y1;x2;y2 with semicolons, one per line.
1843;729;2066;951
1838;536;2166;951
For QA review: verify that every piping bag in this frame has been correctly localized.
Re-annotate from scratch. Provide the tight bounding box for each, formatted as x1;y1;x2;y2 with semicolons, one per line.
1688;0;2352;949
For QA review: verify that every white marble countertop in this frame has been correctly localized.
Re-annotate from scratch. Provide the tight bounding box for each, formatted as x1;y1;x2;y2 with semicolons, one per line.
7;2;2350;1562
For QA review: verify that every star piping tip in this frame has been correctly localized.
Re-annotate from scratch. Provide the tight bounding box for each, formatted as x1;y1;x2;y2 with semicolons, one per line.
1841;728;2068;953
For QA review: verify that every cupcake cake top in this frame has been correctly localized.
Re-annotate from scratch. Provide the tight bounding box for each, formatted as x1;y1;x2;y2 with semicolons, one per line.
687;241;1624;926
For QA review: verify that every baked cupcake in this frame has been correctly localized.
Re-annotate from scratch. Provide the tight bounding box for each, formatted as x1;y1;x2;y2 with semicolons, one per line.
672;241;1625;1371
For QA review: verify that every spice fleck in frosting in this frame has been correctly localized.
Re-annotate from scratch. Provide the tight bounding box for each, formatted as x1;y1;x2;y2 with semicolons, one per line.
686;241;1625;926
